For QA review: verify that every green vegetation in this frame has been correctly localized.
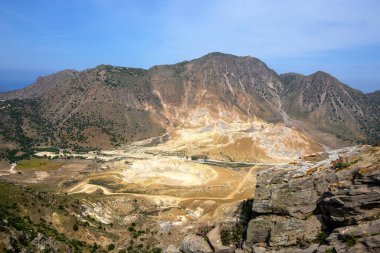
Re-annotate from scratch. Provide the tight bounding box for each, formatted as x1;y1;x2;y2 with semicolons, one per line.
121;246;162;253
108;243;115;251
88;178;123;191
220;223;243;246
0;148;35;163
325;248;337;253
113;224;157;252
73;147;98;153
190;154;208;160
333;158;360;170
0;95;165;155
241;199;253;224
99;65;146;88
196;225;213;237
315;231;329;244
132;230;145;239
127;224;145;239
34;147;60;153
0;198;88;252
61;112;127;146
16;158;63;171
37;222;88;251
0;182;104;252
0;99;56;162
341;234;358;247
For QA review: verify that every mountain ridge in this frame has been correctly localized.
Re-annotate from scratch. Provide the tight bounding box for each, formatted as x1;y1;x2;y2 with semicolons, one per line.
0;52;379;157
368;90;380;105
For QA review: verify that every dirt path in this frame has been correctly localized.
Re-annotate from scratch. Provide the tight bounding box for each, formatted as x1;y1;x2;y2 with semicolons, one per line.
68;181;114;195
65;163;258;220
67;165;257;203
225;166;255;199
0;163;17;176
9;163;16;174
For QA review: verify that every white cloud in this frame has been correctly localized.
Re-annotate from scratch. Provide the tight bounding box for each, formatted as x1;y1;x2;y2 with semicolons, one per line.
150;0;380;59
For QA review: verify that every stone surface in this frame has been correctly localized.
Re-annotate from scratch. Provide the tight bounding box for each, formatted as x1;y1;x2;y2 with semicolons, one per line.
180;234;213;253
246;215;322;247
164;245;180;253
363;234;380;250
319;183;380;225
245;146;380;252
206;226;231;251
251;166;339;220
251;246;266;253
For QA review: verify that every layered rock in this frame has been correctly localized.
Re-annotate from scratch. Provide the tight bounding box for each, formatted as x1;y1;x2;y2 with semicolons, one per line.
245;145;380;253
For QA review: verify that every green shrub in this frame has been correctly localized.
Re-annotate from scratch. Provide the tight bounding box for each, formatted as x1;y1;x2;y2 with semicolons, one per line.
343;234;358;247
73;224;79;231
196;225;213;237
108;243;115;251
315;231;328;244
151;248;162;253
333;159;360;170
220;223;243;246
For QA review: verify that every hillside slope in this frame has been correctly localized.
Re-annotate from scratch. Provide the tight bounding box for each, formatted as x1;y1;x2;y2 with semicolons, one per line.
280;72;380;144
1;53;379;154
367;90;380;105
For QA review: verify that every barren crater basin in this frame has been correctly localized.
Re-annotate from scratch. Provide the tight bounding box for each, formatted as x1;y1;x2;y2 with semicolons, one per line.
123;158;217;186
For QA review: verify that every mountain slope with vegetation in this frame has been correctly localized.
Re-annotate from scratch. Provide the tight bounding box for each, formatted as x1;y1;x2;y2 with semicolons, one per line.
1;53;379;158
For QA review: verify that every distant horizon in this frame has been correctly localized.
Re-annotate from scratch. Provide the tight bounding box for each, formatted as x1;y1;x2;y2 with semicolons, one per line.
1;1;380;93
0;51;379;94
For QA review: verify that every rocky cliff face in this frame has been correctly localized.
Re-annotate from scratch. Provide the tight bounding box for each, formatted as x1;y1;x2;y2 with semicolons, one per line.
245;145;380;253
164;145;380;253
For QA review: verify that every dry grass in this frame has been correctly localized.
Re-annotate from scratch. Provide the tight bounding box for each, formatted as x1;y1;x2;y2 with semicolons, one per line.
358;165;378;174
16;158;63;171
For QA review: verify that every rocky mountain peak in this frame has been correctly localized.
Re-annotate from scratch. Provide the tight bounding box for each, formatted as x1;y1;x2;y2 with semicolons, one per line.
0;52;379;151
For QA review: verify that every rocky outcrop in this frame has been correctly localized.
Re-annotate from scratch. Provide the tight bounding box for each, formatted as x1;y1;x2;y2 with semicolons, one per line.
206;226;233;252
245;167;331;250
319;172;380;225
164;244;180;253
245;146;380;253
175;146;380;253
247;214;323;247
180;234;213;253
176;226;237;253
317;220;380;253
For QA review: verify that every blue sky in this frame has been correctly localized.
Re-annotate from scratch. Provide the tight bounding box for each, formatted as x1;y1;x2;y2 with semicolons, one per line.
0;0;380;93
